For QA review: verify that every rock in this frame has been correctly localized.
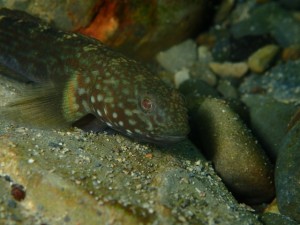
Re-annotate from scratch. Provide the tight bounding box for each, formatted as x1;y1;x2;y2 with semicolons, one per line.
189;46;217;86
275;121;300;222
174;68;190;88
240;60;300;105
212;35;275;62
209;61;248;78
188;97;275;203
80;0;212;60
230;2;300;47
156;39;198;72
214;0;235;24
248;45;280;73
0;122;263;224
178;78;220;102
0;0;99;30
260;212;299;225
241;94;297;160
217;79;239;99
281;44;300;61
277;0;300;10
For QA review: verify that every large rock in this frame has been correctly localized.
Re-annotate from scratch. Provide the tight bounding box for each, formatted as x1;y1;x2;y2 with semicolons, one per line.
275;121;300;222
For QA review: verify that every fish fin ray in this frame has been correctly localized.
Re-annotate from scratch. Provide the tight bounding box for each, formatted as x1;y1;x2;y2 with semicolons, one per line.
0;83;72;128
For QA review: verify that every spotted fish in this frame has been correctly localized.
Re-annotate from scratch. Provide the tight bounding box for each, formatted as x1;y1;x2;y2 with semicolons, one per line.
0;8;189;143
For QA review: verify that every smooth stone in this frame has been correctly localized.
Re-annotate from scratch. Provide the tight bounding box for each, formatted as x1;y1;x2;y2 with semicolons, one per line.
209;61;248;78
156;39;198;72
275;121;300;222
248;44;280;73
241;94;297;160
189;97;275;203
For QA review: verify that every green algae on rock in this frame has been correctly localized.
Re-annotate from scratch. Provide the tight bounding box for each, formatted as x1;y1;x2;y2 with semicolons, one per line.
188;97;275;203
275;120;300;223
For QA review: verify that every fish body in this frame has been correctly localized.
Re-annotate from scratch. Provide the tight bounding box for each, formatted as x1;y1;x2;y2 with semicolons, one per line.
0;8;189;143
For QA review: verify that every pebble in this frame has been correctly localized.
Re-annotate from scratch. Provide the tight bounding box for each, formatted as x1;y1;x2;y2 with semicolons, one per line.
275;120;300;222
281;44;300;61
188;97;275;203
156;39;197;72
247;44;280;73
209;61;248;78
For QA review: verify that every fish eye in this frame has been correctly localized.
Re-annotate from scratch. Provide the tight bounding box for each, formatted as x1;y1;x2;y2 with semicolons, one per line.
140;97;154;112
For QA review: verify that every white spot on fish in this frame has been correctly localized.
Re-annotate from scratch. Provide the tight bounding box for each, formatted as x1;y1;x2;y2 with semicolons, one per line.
107;122;113;127
97;94;103;102
134;129;141;134
81;100;90;112
85;77;91;84
104;107;108;115
95;84;101;90
97;109;102;117
129;119;136;126
126;129;133;134
91;96;95;103
112;112;118;118
125;109;133;116
78;88;86;96
118;121;124;126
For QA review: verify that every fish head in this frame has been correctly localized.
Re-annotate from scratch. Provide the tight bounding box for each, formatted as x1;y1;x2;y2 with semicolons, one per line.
92;59;190;144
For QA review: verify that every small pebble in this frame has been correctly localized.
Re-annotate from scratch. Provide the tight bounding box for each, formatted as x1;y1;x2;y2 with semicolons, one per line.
209;61;248;78
247;44;280;73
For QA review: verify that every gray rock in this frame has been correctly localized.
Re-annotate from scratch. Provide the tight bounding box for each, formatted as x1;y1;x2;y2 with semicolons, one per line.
156;39;198;72
241;94;297;160
240;60;300;105
275;121;300;223
230;2;300;47
260;212;298;225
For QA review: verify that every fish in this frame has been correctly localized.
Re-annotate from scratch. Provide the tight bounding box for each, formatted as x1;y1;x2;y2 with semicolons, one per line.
0;8;189;144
